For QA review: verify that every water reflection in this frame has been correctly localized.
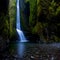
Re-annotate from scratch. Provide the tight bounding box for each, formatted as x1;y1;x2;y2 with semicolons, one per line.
17;43;26;58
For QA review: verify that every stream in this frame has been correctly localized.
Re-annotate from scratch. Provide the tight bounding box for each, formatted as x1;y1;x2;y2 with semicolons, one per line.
0;0;60;60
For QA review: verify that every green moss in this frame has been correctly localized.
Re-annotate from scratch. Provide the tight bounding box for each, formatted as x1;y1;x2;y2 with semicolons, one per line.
9;0;16;39
32;22;43;34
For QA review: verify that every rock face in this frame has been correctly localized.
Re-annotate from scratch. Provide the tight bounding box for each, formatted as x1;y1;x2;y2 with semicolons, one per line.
0;0;9;15
0;36;9;52
0;0;9;51
0;0;9;36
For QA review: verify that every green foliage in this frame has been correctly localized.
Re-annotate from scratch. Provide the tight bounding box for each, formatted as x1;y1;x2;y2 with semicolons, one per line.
56;6;60;15
28;0;60;42
38;0;60;42
21;0;60;42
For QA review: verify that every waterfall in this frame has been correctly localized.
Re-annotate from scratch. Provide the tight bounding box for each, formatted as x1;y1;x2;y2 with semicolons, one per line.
16;0;28;42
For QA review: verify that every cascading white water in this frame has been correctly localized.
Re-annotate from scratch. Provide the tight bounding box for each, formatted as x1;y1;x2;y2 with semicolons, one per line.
16;0;28;42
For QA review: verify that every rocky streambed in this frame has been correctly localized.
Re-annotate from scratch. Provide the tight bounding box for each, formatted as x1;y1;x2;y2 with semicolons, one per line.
0;42;60;60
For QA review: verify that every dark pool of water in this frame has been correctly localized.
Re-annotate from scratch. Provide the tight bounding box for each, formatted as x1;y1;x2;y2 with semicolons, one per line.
0;41;60;60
